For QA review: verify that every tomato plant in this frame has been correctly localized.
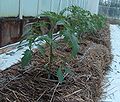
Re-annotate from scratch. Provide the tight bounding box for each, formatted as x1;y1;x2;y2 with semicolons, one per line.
20;6;106;83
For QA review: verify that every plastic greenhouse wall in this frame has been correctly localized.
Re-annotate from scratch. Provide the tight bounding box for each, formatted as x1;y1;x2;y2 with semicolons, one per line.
0;0;100;18
0;0;19;17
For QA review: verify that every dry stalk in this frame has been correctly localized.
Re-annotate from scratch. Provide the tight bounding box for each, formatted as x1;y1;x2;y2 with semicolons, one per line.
64;89;82;98
50;73;69;102
6;97;12;102
0;68;32;90
36;90;47;102
6;87;29;101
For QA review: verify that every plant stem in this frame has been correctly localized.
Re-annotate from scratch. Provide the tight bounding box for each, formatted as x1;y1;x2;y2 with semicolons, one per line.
48;26;54;75
49;41;53;73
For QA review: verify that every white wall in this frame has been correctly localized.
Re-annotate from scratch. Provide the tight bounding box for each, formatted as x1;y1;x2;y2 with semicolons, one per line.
0;0;100;18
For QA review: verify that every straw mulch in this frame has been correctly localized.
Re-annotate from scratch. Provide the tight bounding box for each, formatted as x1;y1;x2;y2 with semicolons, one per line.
0;23;112;102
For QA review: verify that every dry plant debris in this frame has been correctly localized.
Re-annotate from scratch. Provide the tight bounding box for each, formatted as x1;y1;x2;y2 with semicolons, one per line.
0;24;112;102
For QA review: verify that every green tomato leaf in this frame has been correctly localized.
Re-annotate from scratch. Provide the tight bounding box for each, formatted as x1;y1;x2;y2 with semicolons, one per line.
21;49;32;68
37;44;45;56
39;36;52;45
64;67;74;76
61;27;79;57
56;19;65;25
70;34;79;57
56;68;64;84
39;36;57;48
64;67;71;74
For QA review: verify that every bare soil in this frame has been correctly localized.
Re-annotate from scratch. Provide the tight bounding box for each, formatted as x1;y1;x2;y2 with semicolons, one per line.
0;23;112;102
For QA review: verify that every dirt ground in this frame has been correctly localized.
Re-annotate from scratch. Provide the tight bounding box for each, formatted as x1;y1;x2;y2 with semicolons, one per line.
0;23;112;102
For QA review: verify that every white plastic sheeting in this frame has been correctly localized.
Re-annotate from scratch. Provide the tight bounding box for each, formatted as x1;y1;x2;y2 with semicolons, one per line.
20;0;38;17
38;0;52;13
0;0;100;18
0;0;19;17
101;25;120;102
86;0;99;14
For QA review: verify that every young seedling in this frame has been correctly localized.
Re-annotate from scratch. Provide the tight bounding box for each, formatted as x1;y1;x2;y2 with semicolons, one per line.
20;10;79;83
